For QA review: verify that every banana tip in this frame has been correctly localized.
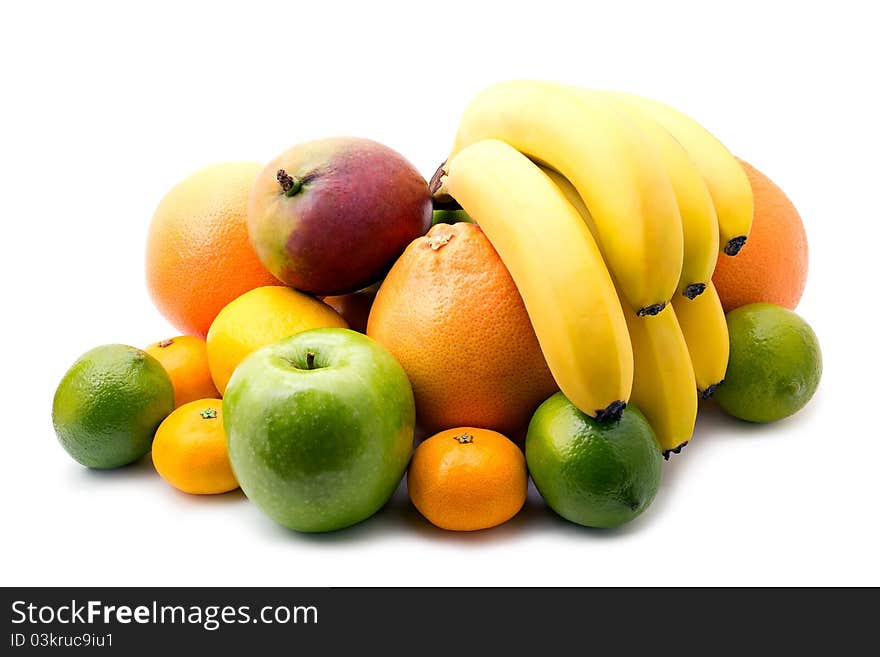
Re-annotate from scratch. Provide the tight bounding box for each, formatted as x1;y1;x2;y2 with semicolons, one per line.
594;400;626;423
699;382;722;400
637;302;666;317
662;442;689;460
683;283;707;300
723;236;747;256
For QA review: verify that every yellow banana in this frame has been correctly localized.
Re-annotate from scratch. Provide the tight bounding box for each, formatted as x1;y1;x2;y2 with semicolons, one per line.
441;139;633;420
611;92;754;256
671;281;730;399
573;89;720;299
542;169;697;454
623;304;698;456
542;146;717;301
445;80;682;316
538;165;598;235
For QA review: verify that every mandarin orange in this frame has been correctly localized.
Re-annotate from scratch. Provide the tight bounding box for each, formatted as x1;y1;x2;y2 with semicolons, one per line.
407;427;527;531
145;335;219;407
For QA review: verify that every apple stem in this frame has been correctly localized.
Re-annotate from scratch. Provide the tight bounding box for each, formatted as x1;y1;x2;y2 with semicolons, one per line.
277;169;303;197
306;351;316;370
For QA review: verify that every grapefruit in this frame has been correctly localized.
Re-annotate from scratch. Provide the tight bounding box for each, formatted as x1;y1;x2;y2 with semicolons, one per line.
367;223;558;436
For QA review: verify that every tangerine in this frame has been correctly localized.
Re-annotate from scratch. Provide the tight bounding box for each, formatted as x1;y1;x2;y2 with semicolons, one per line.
151;399;238;495
407;427;527;531
145;335;219;407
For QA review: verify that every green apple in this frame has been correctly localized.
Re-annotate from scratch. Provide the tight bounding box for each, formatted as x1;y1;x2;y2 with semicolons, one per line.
223;328;415;532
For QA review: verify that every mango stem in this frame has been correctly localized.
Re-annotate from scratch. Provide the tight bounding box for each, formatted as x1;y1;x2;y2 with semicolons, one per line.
277;169;303;196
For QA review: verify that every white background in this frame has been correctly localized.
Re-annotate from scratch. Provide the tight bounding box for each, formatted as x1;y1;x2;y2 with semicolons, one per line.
2;0;878;587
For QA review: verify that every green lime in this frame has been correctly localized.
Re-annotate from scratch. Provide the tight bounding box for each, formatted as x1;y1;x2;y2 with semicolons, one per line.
525;392;663;528
714;303;821;423
432;208;474;225
52;344;175;468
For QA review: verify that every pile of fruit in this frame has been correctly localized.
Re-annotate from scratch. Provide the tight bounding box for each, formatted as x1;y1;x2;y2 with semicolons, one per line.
52;80;821;532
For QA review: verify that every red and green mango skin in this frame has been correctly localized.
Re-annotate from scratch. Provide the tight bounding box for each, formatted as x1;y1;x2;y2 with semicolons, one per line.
248;137;432;296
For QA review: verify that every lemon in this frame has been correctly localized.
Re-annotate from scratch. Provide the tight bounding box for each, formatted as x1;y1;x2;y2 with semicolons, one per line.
206;286;348;393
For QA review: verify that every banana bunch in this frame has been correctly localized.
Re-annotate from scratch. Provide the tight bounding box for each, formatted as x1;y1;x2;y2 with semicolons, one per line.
433;80;751;454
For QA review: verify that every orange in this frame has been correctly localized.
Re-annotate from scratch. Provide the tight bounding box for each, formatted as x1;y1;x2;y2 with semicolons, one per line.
146;162;279;338
145;336;219;407
206;286;348;394
407;427;527;531
151;399;238;494
713;158;809;312
366;223;558;436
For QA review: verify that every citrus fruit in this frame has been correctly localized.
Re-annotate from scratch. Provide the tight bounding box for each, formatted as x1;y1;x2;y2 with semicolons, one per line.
206;286;348;394
366;222;558;435
145;336;219;407
151;399;238;494
52;344;175;469
407;427;527;531
526;393;663;528
146;162;279;337
714;303;821;423
713;159;808;312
